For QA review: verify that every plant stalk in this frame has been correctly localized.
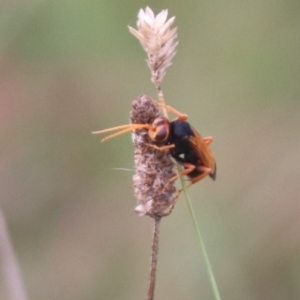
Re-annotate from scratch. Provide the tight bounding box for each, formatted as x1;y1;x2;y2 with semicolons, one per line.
0;210;28;300
148;216;161;300
179;174;222;300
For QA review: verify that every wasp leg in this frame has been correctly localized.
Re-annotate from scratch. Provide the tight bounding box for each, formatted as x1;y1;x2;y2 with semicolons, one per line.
175;165;212;199
162;186;186;215
145;143;175;151
163;162;196;192
186;166;212;187
174;189;184;201
155;102;188;121
203;136;213;145
92;124;151;142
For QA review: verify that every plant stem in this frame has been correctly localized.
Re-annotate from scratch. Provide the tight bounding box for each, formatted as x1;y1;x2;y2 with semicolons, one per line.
155;84;168;117
148;216;161;300
179;175;222;300
0;210;28;300
155;84;221;300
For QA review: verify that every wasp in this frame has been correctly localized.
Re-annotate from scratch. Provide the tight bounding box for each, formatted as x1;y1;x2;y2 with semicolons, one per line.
93;101;216;193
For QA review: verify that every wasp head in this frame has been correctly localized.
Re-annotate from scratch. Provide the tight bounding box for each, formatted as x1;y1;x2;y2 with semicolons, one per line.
149;117;170;142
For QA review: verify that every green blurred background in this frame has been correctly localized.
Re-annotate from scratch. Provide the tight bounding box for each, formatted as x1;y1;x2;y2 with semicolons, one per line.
1;0;300;299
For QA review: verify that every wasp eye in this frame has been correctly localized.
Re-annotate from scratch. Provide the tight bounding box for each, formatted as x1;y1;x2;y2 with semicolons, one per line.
148;118;169;142
155;126;168;141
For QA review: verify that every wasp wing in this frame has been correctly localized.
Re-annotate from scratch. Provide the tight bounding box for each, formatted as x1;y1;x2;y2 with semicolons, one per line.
189;126;216;179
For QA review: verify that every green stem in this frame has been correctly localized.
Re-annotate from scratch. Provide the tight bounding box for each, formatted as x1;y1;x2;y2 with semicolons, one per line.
179;173;222;300
155;85;221;299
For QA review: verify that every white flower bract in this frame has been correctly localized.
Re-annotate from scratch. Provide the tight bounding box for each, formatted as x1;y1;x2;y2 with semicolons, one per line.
128;7;178;84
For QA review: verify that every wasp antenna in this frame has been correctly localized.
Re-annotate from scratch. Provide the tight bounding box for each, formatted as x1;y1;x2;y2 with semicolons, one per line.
93;123;151;135
92;124;134;135
101;128;134;142
100;124;151;142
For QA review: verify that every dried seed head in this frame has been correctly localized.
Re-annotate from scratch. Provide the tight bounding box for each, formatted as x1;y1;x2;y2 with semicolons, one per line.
131;95;177;218
128;7;178;86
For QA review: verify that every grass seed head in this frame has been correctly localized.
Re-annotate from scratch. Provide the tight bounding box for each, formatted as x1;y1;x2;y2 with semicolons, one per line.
131;95;177;218
128;7;178;86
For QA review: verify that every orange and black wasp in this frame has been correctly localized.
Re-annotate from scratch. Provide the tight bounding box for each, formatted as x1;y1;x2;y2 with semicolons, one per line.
93;101;216;192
